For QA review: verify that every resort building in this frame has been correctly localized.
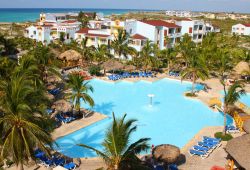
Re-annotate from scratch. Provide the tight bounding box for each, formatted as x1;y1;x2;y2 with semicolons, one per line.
89;19;125;38
173;18;206;43
232;24;250;36
125;19;182;50
25;20;81;44
75;28;112;47
205;23;221;33
165;10;192;17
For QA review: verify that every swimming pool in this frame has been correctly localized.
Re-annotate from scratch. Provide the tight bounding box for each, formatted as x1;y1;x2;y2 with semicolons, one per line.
240;93;250;107
55;78;233;158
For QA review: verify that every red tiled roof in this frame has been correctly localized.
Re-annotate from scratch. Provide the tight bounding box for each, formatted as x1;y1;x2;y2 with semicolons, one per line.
141;20;181;28
76;28;93;34
174;18;192;21
131;34;147;40
86;33;110;38
62;20;77;24
243;23;250;27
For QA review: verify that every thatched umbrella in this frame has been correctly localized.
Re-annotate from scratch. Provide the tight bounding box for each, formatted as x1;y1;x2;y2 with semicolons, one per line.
51;99;72;115
233;61;250;75
47;75;61;83
226;134;250;169
58;50;82;61
46;92;55;101
101;59;124;72
47;84;56;90
153;144;180;164
124;65;136;71
243;120;250;134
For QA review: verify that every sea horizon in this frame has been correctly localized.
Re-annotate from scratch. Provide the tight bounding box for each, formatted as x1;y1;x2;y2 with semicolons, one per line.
0;8;161;23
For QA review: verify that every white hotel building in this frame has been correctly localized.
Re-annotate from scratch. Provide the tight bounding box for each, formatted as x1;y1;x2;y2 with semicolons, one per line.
125;20;182;51
232;24;250;36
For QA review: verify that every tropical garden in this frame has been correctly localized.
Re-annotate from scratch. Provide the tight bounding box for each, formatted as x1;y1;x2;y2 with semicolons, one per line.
0;26;249;170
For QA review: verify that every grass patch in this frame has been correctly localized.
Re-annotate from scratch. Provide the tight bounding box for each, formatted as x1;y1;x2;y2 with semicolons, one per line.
185;92;197;97
214;132;233;141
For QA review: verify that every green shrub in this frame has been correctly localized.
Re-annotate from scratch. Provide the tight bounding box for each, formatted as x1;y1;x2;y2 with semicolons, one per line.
89;65;101;76
185;92;197;97
214;132;233;141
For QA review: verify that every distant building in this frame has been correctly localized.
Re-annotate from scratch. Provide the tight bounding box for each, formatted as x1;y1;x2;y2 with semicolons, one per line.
165;10;191;17
25;20;81;44
216;13;228;20
204;13;216;19
205;23;220;33
232;24;250;36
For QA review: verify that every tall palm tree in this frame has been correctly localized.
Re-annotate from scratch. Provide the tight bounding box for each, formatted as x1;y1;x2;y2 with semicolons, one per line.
181;49;209;95
139;40;155;70
111;30;134;59
176;33;196;67
223;81;246;134
67;74;94;116
0;75;53;170
160;48;176;75
81;37;95;64
93;44;113;65
30;43;60;82
79;112;151;170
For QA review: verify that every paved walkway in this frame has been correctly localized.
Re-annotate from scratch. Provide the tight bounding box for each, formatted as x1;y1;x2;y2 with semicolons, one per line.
179;126;244;170
52;111;107;140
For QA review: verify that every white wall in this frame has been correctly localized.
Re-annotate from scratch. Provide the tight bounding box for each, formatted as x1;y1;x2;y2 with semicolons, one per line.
125;20;156;41
232;24;250;36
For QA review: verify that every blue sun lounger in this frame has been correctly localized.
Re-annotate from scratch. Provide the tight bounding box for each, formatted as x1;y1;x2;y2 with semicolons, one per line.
193;145;211;153
64;162;76;170
189;149;209;159
198;141;216;149
54;157;65;166
203;136;221;142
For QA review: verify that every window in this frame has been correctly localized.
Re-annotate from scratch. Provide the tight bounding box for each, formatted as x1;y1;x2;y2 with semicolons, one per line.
67;33;69;39
33;31;36;35
164;30;168;36
129;29;132;34
198;34;202;39
189;27;192;33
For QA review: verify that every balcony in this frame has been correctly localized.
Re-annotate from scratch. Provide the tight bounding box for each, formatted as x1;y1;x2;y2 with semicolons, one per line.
167;32;182;38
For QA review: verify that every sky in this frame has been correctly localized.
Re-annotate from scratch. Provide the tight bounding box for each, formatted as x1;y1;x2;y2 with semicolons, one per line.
0;0;250;13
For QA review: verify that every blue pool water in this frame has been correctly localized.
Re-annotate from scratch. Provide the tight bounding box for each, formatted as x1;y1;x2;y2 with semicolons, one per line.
240;93;250;107
55;78;233;158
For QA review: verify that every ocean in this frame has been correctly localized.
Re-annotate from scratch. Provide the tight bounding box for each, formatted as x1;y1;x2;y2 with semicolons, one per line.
0;8;159;22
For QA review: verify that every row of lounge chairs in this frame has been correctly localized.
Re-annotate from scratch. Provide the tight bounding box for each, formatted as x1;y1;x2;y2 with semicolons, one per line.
108;72;154;81
35;149;76;169
189;136;222;159
55;113;76;124
169;71;180;77
226;125;240;133
48;88;61;96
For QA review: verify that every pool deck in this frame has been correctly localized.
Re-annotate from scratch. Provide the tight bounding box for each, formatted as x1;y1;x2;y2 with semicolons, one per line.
51;111;107;140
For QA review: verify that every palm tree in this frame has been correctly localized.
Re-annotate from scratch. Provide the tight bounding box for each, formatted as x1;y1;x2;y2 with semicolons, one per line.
0;75;53;170
181;48;209;95
176;34;196;67
30;43;60;82
111;30;134;59
160;48;176;75
67;74;94;116
79;112;150;170
222;81;246;134
81;37;95;64
139;40;154;71
93;44;113;65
